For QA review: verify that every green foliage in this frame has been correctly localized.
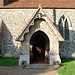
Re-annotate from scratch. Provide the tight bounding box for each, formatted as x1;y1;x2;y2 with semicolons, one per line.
57;58;75;75
0;57;19;66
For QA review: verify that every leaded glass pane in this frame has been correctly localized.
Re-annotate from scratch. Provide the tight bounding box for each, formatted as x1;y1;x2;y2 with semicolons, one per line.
62;15;65;21
65;19;69;40
59;18;63;37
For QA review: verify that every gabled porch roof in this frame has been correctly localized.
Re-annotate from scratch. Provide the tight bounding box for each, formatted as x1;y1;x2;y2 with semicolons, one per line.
16;5;64;41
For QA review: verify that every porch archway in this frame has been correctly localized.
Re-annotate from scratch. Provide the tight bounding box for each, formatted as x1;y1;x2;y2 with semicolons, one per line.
30;31;50;64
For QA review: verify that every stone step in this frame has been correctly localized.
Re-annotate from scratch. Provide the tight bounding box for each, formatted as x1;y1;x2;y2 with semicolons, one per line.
25;64;59;69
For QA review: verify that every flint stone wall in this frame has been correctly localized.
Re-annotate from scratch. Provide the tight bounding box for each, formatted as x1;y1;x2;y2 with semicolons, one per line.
0;9;75;58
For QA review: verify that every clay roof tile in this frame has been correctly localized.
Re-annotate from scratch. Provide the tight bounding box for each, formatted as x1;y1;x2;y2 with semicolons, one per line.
2;0;75;8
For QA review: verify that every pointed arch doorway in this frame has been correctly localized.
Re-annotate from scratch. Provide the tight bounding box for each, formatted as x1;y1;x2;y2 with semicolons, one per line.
30;31;50;64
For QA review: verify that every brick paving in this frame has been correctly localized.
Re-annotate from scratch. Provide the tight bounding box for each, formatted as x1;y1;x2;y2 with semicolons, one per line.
0;66;59;75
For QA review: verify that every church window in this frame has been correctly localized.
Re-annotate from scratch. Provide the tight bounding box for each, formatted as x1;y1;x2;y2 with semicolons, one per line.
59;15;69;40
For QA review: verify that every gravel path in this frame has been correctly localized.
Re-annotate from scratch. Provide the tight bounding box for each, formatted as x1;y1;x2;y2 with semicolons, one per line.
0;66;59;75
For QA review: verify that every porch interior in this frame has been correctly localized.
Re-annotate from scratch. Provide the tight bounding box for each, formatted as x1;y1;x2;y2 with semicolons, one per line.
30;31;50;64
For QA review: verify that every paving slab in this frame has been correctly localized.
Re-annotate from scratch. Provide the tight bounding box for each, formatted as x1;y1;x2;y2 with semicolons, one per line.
0;66;59;75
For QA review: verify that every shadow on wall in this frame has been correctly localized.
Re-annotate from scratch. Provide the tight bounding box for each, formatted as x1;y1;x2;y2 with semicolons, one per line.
53;9;75;58
0;20;2;55
1;20;21;58
59;41;75;58
53;8;56;26
58;25;75;58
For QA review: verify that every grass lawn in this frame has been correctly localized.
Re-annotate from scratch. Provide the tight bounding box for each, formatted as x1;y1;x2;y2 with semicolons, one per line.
0;57;19;66
57;58;75;75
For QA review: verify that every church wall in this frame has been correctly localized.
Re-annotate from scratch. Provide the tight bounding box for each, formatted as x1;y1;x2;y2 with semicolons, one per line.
0;9;75;58
0;9;37;57
55;9;75;58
